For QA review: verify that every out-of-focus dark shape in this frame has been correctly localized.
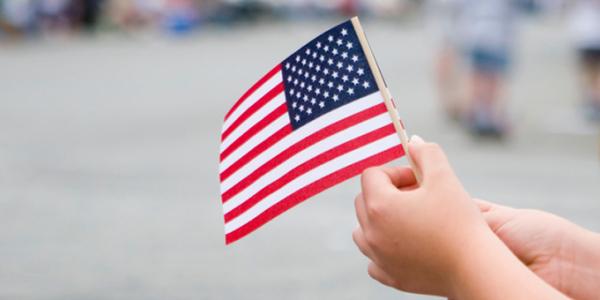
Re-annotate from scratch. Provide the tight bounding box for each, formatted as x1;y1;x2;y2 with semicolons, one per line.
569;0;600;123
206;0;272;25
68;0;104;32
37;0;72;34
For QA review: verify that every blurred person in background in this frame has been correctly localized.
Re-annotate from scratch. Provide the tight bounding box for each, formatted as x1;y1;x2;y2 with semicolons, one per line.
161;0;198;34
37;0;72;34
433;0;463;122
106;0;163;30
1;0;104;37
435;0;517;139
0;0;36;37
338;0;359;17
0;4;16;37
570;0;600;122
370;0;421;18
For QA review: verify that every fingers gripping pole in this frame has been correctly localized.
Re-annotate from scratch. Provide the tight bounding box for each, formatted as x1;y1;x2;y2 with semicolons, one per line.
350;17;423;184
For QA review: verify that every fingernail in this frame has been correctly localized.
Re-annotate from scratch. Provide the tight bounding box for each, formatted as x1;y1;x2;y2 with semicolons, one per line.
410;134;425;144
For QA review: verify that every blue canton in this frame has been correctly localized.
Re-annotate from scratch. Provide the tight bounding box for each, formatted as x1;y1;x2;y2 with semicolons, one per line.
281;20;377;130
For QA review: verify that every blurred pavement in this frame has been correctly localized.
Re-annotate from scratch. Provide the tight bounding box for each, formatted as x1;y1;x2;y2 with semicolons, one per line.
1;19;599;299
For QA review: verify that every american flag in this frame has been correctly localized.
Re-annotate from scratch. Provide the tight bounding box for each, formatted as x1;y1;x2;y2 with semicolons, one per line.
219;20;405;244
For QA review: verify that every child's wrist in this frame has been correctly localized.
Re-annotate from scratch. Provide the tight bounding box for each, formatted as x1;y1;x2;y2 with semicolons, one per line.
562;229;600;298
580;231;600;267
447;224;503;298
446;224;563;300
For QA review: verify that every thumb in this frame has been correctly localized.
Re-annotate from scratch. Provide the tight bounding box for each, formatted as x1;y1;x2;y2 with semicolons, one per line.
408;135;452;183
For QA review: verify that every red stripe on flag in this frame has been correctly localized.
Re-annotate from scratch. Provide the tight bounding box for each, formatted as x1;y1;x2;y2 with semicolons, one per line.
221;83;285;142
224;144;405;244
223;124;397;221
220;103;388;199
220;125;293;181
220;103;288;161
224;65;282;121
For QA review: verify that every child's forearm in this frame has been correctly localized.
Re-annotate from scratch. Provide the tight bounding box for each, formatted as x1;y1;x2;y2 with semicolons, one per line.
450;227;569;300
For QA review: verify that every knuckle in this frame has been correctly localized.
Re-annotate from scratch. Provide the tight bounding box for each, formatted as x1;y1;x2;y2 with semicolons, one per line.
384;278;398;288
365;201;383;217
363;228;378;246
351;228;360;244
368;264;397;288
354;193;362;207
367;265;378;280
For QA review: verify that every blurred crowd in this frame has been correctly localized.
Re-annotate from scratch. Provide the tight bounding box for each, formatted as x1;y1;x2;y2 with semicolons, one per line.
1;0;599;141
432;0;600;139
0;0;421;37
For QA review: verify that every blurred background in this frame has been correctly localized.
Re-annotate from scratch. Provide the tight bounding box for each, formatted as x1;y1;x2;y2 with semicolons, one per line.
1;0;599;299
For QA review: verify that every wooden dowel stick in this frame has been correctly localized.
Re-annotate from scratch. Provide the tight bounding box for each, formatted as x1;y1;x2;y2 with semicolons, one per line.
351;16;423;184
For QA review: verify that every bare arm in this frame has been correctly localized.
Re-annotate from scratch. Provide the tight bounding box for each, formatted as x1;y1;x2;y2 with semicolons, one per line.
450;226;568;299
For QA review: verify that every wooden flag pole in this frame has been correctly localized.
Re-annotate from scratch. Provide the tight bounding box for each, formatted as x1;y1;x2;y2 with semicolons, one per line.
351;16;423;184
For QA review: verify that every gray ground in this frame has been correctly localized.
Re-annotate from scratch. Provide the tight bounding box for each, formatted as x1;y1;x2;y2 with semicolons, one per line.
1;18;599;300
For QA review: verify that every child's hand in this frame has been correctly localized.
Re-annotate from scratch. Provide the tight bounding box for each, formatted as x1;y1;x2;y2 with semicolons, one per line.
352;136;569;299
352;136;491;296
478;200;600;300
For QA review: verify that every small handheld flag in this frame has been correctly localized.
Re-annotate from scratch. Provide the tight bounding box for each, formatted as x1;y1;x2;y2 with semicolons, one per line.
219;17;415;244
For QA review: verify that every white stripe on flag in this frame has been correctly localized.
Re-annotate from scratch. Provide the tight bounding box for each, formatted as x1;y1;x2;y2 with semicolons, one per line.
222;72;283;133
224;134;400;233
